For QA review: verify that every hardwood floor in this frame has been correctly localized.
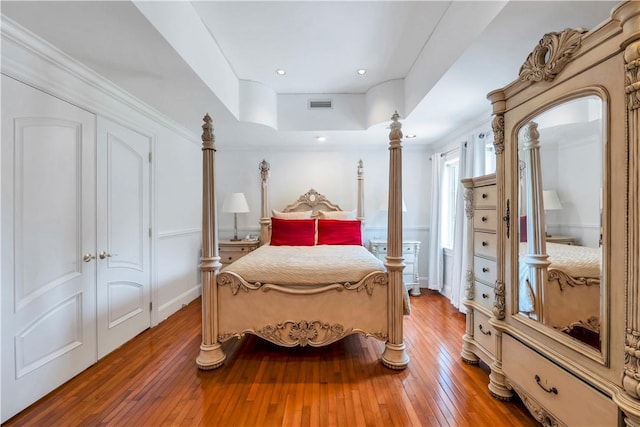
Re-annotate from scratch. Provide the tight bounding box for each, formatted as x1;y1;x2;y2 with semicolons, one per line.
3;291;537;427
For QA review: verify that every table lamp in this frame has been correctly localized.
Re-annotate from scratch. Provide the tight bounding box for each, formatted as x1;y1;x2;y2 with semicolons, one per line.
222;192;250;241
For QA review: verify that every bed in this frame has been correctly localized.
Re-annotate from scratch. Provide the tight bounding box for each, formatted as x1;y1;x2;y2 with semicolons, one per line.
518;121;601;349
196;112;409;370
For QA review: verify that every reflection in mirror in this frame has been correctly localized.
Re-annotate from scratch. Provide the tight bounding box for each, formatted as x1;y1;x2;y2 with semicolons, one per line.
517;95;603;351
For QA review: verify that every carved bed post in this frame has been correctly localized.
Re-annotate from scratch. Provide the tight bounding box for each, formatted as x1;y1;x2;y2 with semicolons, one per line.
521;121;550;321
357;159;364;222
259;159;271;244
381;111;409;369
196;114;226;370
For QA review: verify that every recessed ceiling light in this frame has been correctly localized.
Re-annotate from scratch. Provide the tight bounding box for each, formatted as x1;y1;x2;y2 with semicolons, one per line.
406;134;417;139
275;69;286;76
316;136;326;142
356;69;367;75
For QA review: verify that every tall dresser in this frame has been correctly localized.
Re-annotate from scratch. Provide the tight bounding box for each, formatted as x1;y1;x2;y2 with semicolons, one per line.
460;174;510;400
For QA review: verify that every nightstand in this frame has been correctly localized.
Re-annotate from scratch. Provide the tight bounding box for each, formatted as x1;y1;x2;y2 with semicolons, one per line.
218;240;260;266
369;239;421;296
546;235;577;245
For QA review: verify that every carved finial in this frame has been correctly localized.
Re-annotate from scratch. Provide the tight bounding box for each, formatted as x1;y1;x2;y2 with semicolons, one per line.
357;159;363;177
259;159;270;182
202;113;215;150
389;111;403;142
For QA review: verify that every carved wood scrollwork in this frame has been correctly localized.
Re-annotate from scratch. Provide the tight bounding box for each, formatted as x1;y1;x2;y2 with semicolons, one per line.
464;269;474;300
217;271;387;296
519;389;560;427
492;114;504;155
259;321;348;347
548;269;600;291
625;329;640;398
219;322;388;346
493;280;506;320
625;57;640;110
464;187;474;220
282;188;342;212
519;28;587;83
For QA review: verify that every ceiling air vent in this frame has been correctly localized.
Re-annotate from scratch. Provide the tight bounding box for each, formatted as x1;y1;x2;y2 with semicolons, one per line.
308;99;333;109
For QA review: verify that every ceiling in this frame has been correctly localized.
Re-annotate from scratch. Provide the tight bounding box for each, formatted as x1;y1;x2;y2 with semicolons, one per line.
1;1;619;149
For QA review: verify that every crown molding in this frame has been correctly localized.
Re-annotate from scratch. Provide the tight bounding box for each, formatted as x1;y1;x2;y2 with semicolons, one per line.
1;16;198;144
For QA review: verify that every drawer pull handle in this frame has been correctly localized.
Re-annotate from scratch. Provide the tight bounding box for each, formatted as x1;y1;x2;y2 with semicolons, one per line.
482;267;489;273
534;375;558;395
482;193;488;199
482;241;489;247
482;293;489;299
228;257;233;260
481;216;488;222
478;324;491;336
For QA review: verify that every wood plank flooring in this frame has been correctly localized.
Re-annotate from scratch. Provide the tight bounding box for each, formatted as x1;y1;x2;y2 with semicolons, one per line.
3;291;537;426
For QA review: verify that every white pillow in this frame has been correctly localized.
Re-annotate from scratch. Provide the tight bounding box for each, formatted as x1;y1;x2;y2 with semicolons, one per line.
272;209;313;219
318;209;357;219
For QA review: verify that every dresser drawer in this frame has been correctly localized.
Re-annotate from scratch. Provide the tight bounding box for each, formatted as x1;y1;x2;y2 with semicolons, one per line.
474;185;497;209
503;335;618;426
473;209;497;231
473;310;495;356
474;256;496;284
473;232;497;258
472;281;494;312
219;249;248;265
218;241;259;265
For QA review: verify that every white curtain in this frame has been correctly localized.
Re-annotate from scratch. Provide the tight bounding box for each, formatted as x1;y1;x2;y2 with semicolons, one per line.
450;134;486;311
427;153;444;291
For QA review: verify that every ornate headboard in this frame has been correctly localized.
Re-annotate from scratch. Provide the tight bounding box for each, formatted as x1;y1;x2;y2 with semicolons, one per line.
281;189;342;216
258;160;365;244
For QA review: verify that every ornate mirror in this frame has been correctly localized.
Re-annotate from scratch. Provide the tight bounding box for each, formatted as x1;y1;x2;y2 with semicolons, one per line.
516;94;604;354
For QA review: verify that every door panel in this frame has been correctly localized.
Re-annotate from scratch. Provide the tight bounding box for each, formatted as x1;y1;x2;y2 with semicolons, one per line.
96;118;151;359
1;76;97;422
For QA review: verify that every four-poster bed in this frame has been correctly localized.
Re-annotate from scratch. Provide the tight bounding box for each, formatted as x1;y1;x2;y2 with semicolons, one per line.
196;112;409;370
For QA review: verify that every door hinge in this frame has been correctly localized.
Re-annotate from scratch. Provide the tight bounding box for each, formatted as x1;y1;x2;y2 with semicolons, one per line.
148;152;152;163
149;227;152;238
149;301;153;311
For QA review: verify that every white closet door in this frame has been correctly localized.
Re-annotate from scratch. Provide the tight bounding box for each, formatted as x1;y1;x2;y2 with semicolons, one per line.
1;76;97;422
96;117;151;359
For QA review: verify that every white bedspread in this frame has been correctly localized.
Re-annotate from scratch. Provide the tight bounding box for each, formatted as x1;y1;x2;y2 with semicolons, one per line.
518;242;601;313
222;244;385;285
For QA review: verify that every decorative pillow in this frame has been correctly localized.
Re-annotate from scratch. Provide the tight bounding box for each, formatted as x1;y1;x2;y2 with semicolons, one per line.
270;217;316;246
272;209;313;219
317;219;362;245
318;209;357;220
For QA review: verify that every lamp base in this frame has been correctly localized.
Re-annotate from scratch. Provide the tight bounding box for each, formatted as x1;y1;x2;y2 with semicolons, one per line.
230;238;242;241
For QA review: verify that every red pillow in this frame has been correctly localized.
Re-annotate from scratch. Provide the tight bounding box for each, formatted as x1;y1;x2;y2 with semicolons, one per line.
270;217;316;246
317;219;362;245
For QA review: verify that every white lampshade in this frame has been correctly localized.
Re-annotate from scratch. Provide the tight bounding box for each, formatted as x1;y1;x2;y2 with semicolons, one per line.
542;190;562;211
222;192;250;213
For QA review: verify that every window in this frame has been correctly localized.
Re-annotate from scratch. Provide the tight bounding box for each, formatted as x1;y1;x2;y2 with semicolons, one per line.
441;155;459;249
484;140;496;175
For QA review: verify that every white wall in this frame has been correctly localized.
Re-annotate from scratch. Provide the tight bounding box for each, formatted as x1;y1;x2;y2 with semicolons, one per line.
540;135;601;247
